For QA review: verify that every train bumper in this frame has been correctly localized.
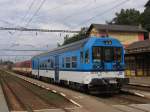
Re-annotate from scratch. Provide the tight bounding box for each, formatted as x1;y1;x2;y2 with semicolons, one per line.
88;78;129;93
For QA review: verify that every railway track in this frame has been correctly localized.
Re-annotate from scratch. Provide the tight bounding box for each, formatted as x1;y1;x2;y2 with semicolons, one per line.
124;84;150;92
0;70;76;112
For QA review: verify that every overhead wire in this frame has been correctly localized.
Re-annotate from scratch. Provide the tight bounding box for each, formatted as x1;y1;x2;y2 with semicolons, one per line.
32;0;87;26
36;0;82;19
19;0;36;25
61;0;118;21
77;0;131;27
9;0;37;36
15;0;46;39
25;0;46;27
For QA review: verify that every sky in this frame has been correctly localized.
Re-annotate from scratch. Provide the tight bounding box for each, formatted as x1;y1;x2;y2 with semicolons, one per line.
0;0;148;62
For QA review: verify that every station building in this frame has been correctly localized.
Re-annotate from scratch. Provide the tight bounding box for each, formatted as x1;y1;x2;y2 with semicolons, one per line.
125;40;150;77
87;24;147;47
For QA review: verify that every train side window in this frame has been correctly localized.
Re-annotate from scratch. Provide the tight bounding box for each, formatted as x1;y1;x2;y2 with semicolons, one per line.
72;56;77;68
85;50;89;64
65;57;71;68
32;61;34;68
48;59;50;63
62;57;65;68
51;59;54;68
45;64;47;69
41;64;43;68
80;51;84;63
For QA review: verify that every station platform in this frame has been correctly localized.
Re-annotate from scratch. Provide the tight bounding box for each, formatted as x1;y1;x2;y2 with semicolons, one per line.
129;77;150;86
0;84;9;112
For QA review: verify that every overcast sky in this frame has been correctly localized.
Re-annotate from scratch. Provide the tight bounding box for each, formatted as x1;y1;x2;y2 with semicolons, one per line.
0;0;148;62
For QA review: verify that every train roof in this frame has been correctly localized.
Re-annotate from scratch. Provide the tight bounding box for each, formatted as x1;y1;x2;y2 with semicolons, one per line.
32;36;121;59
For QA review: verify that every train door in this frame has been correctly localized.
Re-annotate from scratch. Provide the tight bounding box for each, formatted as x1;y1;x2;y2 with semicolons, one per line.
54;55;59;82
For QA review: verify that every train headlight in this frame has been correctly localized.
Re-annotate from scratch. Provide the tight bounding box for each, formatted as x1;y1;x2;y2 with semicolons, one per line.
93;64;103;70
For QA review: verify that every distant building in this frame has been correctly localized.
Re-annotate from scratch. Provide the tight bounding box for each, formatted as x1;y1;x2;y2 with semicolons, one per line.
87;24;147;47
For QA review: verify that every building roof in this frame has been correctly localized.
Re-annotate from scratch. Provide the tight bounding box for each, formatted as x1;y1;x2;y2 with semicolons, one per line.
87;24;147;33
126;40;150;54
145;0;150;7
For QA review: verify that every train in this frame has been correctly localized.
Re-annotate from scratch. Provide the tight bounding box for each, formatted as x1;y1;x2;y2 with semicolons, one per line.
13;36;129;93
12;60;32;76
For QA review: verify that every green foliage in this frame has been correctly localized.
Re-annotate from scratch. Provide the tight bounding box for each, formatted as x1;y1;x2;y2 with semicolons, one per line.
0;60;14;65
62;27;87;46
109;9;141;26
140;7;150;31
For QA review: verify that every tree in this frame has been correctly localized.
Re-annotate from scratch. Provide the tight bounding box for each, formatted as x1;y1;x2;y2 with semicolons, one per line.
140;6;150;31
109;9;141;26
62;27;88;45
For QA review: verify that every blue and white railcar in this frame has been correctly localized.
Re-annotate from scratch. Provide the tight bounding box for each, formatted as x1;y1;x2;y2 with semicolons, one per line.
31;37;129;93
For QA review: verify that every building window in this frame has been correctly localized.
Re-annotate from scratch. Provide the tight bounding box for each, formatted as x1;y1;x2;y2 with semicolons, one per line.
85;50;89;64
72;56;77;68
80;51;84;63
65;57;71;68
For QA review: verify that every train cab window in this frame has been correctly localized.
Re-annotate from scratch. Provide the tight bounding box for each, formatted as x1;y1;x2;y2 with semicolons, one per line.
92;47;102;63
65;57;71;68
72;56;77;68
85;50;89;64
80;51;84;63
104;47;113;62
114;48;122;62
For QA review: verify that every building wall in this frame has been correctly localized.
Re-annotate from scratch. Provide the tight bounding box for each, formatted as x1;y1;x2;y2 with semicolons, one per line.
89;28;144;47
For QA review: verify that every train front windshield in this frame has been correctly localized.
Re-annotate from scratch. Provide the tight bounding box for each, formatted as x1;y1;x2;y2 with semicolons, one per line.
92;47;122;63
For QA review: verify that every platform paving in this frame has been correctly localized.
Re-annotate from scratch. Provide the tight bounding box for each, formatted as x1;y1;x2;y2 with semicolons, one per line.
129;77;150;86
0;84;9;112
113;104;150;112
122;88;150;99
